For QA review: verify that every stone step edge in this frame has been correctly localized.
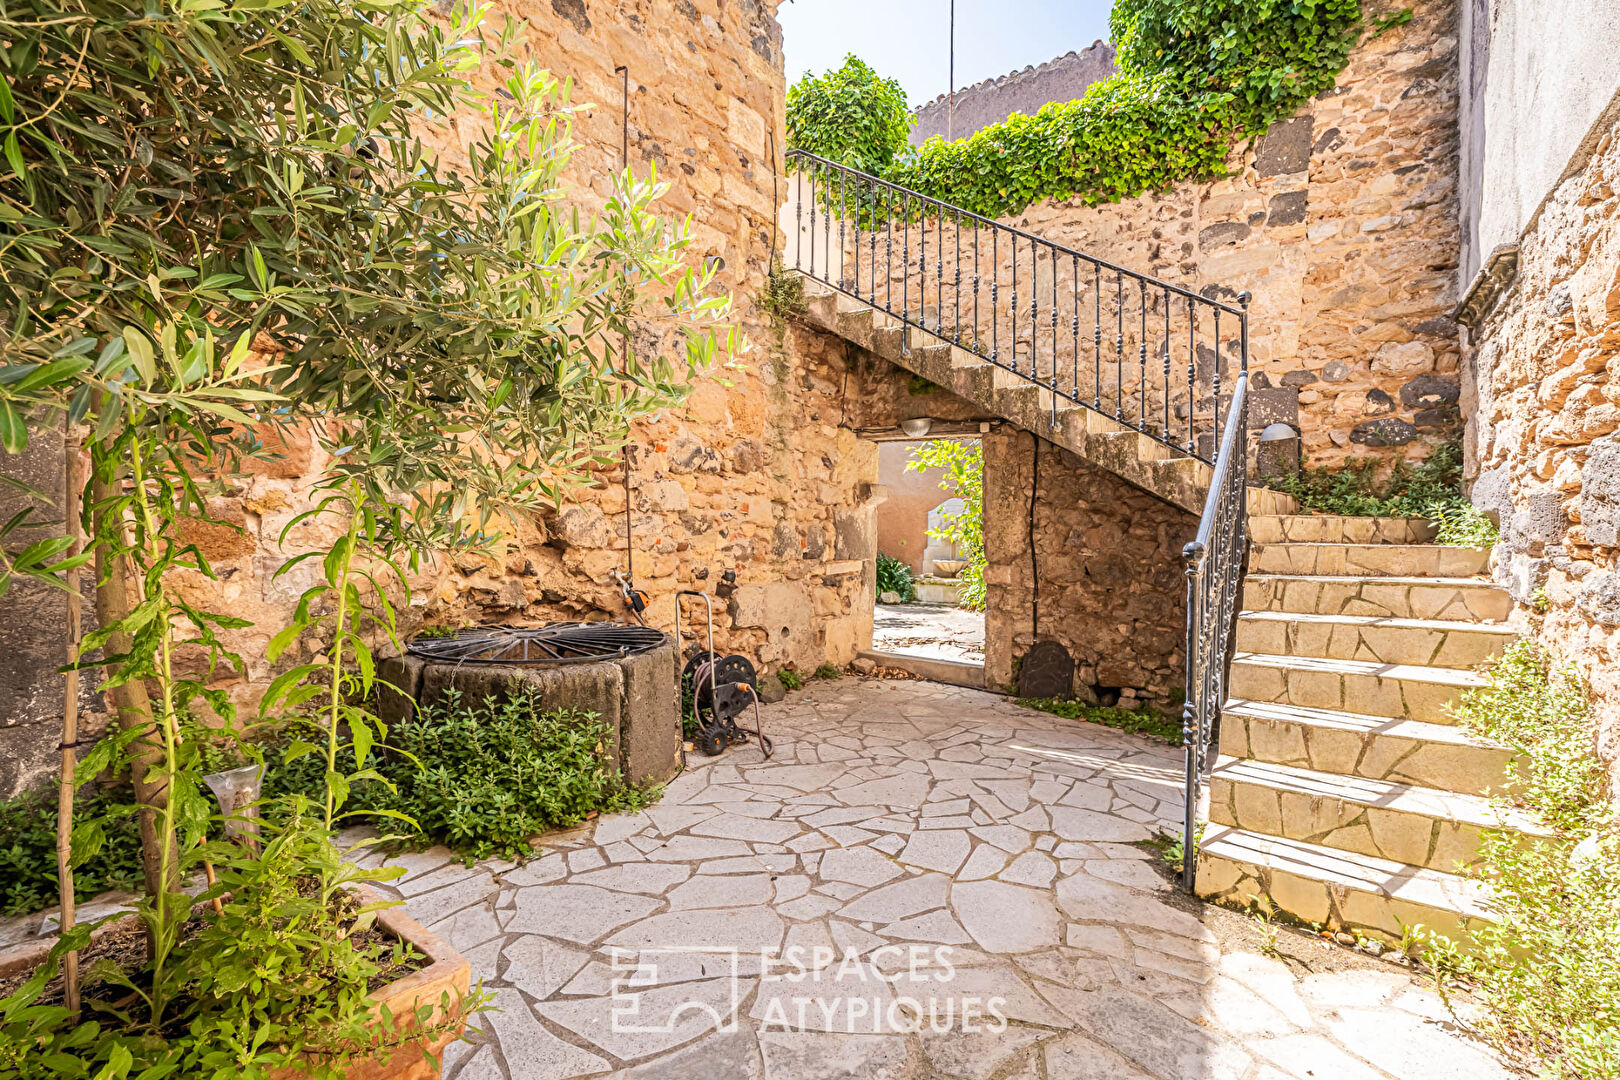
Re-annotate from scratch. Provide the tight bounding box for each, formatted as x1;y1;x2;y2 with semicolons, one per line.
1243;573;1505;588
1221;698;1508;752
1209;754;1551;835
1196;824;1495;924
1236;610;1520;635
1230;651;1488;689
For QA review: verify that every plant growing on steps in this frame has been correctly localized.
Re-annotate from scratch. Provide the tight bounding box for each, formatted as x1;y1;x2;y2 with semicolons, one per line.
1439;641;1619;1079
875;552;918;603
1267;441;1499;548
906;439;986;611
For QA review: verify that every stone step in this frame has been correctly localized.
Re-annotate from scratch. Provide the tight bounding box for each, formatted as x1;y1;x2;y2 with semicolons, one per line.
1242;574;1513;622
1234;611;1516;669
1195;824;1494;945
1227;652;1484;724
1220;699;1519;797
1248;515;1438;545
1206;756;1548;874
1248;543;1491;579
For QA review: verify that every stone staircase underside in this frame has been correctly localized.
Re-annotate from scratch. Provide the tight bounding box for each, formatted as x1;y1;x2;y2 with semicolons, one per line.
1196;517;1529;946
796;275;1296;518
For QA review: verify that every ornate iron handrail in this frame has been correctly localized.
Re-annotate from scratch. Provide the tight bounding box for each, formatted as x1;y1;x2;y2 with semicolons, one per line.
1180;370;1250;890
784;149;1250;464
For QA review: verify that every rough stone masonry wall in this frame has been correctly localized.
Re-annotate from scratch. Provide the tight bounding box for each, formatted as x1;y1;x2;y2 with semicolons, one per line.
0;0;896;795
1000;0;1464;469
1464;103;1620;792
980;430;1197;706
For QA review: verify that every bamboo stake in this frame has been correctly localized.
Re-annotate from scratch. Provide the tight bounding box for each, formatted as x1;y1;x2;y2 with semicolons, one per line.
55;426;82;1010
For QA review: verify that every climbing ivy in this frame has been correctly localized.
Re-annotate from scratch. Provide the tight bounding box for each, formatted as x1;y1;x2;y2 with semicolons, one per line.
788;0;1407;220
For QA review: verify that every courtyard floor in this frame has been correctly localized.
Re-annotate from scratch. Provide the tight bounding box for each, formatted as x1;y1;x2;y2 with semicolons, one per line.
872;603;985;665
362;678;1509;1080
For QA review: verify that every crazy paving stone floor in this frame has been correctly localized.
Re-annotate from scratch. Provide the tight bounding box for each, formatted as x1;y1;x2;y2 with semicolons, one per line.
357;679;1511;1080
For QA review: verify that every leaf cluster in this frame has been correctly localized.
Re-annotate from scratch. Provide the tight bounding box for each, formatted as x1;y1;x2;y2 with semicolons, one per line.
0;786;143;919
874;552;917;603
1015;696;1185;745
1266;441;1499;548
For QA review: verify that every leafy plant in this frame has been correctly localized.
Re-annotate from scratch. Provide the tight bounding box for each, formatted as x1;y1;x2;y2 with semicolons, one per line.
0;787;143;918
776;669;805;692
0;805;448;1080
760;264;808;323
1440;641;1620;1078
875;552;918;603
369;686;657;862
1016;696;1185;745
813;664;844;680
1432;501;1499;549
1268;441;1494;547
787;3;1398;221
786;55;913;177
906;439;985;611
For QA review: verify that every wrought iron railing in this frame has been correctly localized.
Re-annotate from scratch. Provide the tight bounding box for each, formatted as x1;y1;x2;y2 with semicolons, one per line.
784;150;1251;463
1179;371;1250;890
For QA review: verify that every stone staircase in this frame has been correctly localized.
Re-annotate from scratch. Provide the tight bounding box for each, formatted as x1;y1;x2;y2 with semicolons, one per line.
794;275;1297;518
1195;513;1542;944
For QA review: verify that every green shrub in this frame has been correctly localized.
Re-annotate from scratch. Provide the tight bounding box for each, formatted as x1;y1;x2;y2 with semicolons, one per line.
377;687;659;861
1268;442;1497;548
813;664;843;680
776;669;805;692
785;55;913;177
1016;696;1184;745
1444;641;1619;1079
0;785;144;917
875;552;918;603
788;3;1401;221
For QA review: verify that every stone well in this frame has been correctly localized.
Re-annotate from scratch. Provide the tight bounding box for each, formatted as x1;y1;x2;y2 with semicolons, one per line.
378;625;681;787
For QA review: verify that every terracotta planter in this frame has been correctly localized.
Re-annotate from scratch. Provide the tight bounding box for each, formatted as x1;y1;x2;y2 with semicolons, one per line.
0;888;470;1080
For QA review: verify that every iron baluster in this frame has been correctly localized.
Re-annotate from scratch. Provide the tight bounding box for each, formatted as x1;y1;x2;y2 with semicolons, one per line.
1163;287;1171;439
1114;270;1124;419
824;164;831;283
1139;279;1148;428
1093;263;1102;411
808;164;816;276
954;219;962;344
838;167;846;290
793;169;801;272
991;231;999;363
885;191;893;314
1030;242;1039;383
973;225;980;352
1010;235;1018;374
1187;296;1196;453
903;194;910;324
1050;246;1059;426
937;212;945;335
1071;253;1080;402
1212;308;1221;455
916;199;923;330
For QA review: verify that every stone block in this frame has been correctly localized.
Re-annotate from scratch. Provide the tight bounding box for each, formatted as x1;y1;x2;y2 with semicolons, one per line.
1267;190;1309;226
1248;387;1300;428
1580;441;1620;547
1398;375;1459;408
1253;115;1313;176
377;653;426;725
1350;418;1417;446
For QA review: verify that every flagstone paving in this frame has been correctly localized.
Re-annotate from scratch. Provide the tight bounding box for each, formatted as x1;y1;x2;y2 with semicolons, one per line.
357;679;1510;1080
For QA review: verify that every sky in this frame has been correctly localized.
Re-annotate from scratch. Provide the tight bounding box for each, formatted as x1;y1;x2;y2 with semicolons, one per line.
779;0;1115;110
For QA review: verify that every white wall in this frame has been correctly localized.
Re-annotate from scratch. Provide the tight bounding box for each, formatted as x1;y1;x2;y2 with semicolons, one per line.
1459;0;1620;287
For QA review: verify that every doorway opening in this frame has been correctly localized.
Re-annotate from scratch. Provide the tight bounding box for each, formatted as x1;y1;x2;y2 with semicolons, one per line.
870;437;984;678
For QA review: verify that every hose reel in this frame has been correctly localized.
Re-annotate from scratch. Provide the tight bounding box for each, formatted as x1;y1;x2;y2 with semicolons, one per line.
675;591;772;760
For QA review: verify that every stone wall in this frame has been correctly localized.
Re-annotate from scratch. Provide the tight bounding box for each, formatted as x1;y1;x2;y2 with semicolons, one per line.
1000;0;1464;468
909;43;1117;145
1463;98;1620;791
980;429;1197;706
